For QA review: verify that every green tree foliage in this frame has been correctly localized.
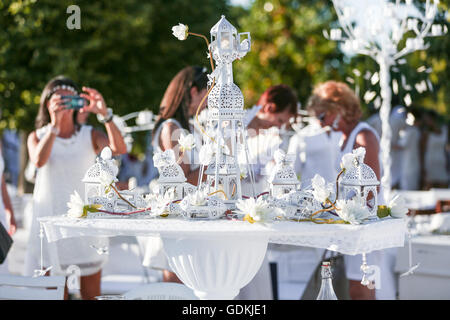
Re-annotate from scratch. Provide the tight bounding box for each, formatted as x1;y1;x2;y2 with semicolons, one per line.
234;0;449;120
234;0;344;108
342;1;450;119
0;0;228;133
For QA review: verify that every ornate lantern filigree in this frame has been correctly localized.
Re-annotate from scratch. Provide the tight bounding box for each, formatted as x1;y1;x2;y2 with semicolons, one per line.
198;15;256;209
339;151;380;219
153;149;195;200
268;150;300;198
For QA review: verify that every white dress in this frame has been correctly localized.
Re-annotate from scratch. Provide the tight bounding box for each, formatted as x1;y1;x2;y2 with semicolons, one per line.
24;125;108;276
288;121;342;187
0;151;10;274
339;122;397;300
400;125;421;190
424;125;449;186
366;106;407;187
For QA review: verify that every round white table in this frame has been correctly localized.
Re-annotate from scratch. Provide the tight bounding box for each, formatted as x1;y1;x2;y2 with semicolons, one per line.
38;216;407;299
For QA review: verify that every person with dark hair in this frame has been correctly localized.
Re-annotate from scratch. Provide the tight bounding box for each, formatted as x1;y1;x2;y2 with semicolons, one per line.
245;84;298;133
152;65;208;184
24;75;127;299
243;84;298;195
143;66;208;284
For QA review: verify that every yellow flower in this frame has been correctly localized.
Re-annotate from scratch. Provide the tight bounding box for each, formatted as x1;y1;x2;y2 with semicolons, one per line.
243;214;256;224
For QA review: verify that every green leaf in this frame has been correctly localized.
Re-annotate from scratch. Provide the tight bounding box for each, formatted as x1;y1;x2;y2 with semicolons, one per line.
377;205;390;219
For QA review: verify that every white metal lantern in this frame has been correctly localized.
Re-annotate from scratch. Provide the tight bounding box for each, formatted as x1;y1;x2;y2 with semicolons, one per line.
205;154;240;203
268;150;300;198
82;147;142;213
339;151;380;219
198;15;256;209
210;15;251;65
153;149;187;200
82;148;119;205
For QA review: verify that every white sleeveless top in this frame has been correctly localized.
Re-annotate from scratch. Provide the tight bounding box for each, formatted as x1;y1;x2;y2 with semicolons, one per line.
24;125;108;276
424;125;449;184
339;121;385;205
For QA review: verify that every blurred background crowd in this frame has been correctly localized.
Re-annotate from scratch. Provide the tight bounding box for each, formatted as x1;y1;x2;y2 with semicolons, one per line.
0;0;449;300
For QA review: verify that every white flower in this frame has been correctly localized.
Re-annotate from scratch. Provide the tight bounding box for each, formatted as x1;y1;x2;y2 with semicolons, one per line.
178;133;196;152
172;23;189;40
335;197;370;225
99;170;117;190
236;197;274;223
341;153;356;171
100;147;112;160
273;149;286;165
199;143;215;165
67;191;85;218
353;147;366;161
311;174;334;204
198;143;214;166
340;147;366;171
145;188;176;216
197;108;209;125
181;189;209;210
239;163;248;180
389;195;409;218
149;179;160;194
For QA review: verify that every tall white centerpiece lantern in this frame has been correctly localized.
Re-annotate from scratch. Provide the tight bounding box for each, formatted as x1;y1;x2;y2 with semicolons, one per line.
200;15;255;208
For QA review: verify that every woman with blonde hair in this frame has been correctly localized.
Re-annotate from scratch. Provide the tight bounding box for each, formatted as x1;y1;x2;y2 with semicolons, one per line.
307;80;396;300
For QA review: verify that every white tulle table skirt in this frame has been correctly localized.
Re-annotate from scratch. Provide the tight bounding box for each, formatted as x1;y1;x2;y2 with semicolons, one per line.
38;216;407;299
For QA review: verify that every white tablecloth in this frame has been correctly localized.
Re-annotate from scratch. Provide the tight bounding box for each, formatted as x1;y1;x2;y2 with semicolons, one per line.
39;216;407;255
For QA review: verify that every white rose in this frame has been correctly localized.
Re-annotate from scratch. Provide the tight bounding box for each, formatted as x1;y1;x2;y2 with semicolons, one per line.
149;179;160;194
335;197;370;225
67;191;86;218
389;194;409;218
236;197;273;222
178;133;196;152
99;170;117;190
340;147;366;171
239;163;248;180
311;174;333;204
341;153;356;171
199;143;215;165
184;189;208;207
145;188;176;216
172;23;189;40
100;147;112;160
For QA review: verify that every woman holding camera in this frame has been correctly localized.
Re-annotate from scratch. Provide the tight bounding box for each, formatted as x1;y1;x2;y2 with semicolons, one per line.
24;76;126;300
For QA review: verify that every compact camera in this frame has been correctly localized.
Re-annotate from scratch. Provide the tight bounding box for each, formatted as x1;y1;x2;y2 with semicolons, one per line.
62;95;88;110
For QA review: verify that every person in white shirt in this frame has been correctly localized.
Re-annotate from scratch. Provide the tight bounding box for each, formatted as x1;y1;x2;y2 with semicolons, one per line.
239;84;298;300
